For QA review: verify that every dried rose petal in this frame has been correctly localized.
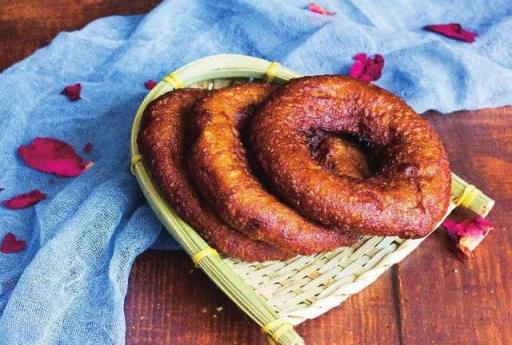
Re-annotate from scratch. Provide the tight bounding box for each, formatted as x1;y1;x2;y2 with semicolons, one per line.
474;216;492;230
457;233;485;257
2;189;46;209
423;23;477;43
442;216;493;258
1;233;27;253
18;137;93;177
442;219;464;240
61;83;82;101
349;53;384;82
83;142;93;154
307;3;335;16
144;80;157;90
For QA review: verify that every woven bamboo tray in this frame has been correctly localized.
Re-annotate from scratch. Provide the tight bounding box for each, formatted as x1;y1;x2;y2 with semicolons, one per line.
130;54;495;345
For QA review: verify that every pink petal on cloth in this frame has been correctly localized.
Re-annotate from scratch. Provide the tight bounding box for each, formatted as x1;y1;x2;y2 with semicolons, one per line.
349;60;365;78
307;3;335;16
2;189;46;209
18;137;93;177
349;53;384;82
83;142;93;154
1;233;27;253
61;83;82;101
144;80;157;90
423;23;477;43
353;53;367;61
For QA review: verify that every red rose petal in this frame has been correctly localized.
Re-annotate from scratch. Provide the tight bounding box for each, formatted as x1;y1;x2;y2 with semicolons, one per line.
2;189;46;209
18;137;93;177
458;232;485;257
349;60;365;79
61;83;82;101
1;233;27;253
307;3;335;16
144;80;157;90
353;53;367;62
442;219;462;240
475;216;491;230
83;142;93;154
349;53;384;82
443;216;493;258
423;23;477;43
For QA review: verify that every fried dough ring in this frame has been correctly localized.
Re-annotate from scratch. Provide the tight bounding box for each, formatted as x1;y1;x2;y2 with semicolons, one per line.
251;76;451;238
138;89;293;262
188;83;358;255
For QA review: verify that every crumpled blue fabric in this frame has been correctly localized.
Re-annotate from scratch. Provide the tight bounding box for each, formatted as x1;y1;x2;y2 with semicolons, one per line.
1;0;511;343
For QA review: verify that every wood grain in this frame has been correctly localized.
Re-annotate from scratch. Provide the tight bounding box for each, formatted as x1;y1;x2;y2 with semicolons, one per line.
1;1;511;344
125;251;400;345
0;0;160;72
396;108;512;345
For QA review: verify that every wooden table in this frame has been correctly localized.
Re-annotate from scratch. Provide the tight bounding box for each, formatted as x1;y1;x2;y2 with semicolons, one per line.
2;2;511;344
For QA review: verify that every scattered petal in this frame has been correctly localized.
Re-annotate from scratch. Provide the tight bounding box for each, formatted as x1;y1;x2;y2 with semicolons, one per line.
423;23;477;43
144;80;157;90
349;53;384;82
442;219;463;240
2;189;46;209
307;3;335;16
457;233;485;257
1;233;27;253
61;83;82;101
442;216;493;258
18;137;93;177
474;216;492;230
83;142;93;154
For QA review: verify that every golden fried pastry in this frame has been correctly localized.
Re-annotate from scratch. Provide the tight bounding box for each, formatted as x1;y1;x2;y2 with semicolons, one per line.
188;83;358;255
250;76;451;238
316;136;371;179
138;89;293;261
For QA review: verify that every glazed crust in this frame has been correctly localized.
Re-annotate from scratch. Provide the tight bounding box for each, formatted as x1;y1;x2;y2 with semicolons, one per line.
188;83;358;255
250;76;452;238
138;89;293;262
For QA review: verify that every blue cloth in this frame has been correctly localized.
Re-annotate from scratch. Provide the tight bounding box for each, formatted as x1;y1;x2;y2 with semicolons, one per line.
1;0;511;343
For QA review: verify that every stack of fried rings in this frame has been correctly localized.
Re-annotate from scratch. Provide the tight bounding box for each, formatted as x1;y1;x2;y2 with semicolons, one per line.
138;76;451;262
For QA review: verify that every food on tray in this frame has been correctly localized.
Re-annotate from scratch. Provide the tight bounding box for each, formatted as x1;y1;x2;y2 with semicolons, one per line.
138;76;452;261
316;136;372;179
138;89;291;262
188;83;357;255
251;76;451;238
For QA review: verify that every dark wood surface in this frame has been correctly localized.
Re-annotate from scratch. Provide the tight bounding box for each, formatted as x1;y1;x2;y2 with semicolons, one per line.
2;2;511;344
0;0;160;72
